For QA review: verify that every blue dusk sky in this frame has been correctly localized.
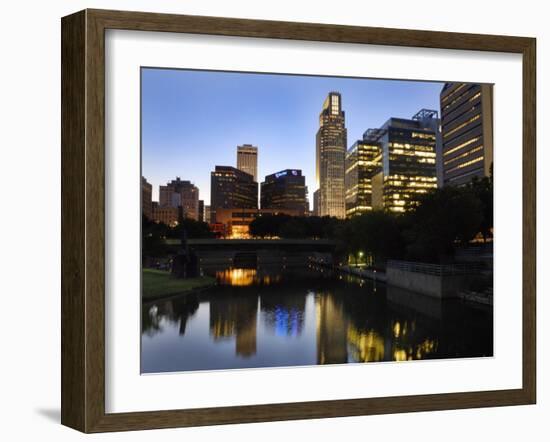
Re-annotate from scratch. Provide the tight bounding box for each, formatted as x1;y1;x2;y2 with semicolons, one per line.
141;68;444;206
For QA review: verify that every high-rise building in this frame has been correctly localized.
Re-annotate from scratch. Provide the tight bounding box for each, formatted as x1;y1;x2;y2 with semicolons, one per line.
141;176;153;220
210;166;258;222
236;144;258;181
260;169;308;216
151;202;179;227
440;83;493;186
204;205;211;224
159;177;200;220
370;109;439;213
315;92;347;219
345;132;382;217
313;189;320;217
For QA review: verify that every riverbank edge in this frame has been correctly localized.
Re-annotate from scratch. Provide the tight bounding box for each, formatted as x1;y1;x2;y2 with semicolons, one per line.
142;269;217;302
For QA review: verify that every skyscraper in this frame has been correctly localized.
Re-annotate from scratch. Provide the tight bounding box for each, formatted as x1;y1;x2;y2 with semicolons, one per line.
316;92;347;219
345;132;382;217
440;83;493;186
236;144;258;181
159;177;200;220
210;166;258;222
260;169;308;216
370;109;439;213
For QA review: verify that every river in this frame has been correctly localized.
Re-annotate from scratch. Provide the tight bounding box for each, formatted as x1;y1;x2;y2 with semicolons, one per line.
141;265;493;373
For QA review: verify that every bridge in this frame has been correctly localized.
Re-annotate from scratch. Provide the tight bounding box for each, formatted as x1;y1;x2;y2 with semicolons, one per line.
164;238;339;252
163;238;340;269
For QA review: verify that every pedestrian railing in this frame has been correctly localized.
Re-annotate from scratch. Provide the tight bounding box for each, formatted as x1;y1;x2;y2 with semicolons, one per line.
387;260;484;276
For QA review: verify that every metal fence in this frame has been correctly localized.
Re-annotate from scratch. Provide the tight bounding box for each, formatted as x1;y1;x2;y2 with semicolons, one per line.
387;260;485;276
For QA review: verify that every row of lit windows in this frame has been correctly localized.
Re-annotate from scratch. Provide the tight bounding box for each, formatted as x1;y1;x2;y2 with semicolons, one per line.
385;174;437;182
390;142;435;151
441;84;469;107
469;92;481;102
390;148;436;158
442;91;481;122
411;132;436;140
446;156;484;173
444;136;481;156
443;114;481;139
441;84;467;102
443;145;484;166
441;84;477;109
442;103;481;132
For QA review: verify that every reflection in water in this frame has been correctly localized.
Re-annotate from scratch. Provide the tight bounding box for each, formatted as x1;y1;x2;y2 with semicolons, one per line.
347;327;385;362
142;294;199;337
141;266;493;373
316;293;348;364
261;293;306;337
209;295;258;357
216;268;281;287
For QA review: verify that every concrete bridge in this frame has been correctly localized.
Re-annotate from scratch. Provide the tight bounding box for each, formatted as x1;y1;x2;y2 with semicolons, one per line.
163;238;339;269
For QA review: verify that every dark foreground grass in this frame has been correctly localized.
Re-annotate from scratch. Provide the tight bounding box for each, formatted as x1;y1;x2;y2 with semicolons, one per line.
142;268;216;300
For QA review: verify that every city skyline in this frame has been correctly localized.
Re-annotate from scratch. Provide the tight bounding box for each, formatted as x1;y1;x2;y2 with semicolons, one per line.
142;68;444;206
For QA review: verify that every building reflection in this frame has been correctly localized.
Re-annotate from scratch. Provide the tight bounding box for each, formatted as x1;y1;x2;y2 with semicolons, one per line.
389;319;438;361
209;294;258;358
260;292;306;337
316;293;348;364
347;326;385;362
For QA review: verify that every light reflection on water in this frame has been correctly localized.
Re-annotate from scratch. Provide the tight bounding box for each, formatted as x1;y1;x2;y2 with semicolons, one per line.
141;266;492;373
215;268;281;287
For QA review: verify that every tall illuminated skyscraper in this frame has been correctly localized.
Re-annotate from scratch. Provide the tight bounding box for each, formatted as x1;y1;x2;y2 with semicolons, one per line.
316;92;347;218
236;144;258;181
440;83;493;186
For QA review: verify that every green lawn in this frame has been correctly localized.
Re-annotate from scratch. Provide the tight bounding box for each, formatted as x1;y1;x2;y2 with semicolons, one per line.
142;268;216;300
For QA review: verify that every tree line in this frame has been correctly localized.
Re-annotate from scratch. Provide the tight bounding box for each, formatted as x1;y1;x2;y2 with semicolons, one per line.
250;176;493;265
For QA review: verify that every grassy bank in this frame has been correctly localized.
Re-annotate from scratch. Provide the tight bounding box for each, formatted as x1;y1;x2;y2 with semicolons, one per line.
142;268;216;301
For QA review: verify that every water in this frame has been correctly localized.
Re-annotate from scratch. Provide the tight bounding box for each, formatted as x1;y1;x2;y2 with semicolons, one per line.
141;266;493;373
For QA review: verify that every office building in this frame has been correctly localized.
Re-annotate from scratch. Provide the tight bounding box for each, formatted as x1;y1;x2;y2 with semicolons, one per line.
159;177;200;221
370;109;439;213
236;144;258;181
204;205;211;224
210;166;258;222
313;190;320;217
345;133;382;217
440;83;493;186
315;92;347;218
151;202;179;227
261;169;308;216
141;176;153;220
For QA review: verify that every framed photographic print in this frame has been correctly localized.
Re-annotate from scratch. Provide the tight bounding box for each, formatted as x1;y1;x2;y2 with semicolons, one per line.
61;9;536;433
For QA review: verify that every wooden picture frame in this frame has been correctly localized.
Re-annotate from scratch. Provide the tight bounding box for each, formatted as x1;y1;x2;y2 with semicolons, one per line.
61;8;536;433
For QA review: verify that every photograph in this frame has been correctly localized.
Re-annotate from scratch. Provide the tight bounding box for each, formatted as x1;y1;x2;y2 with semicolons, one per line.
140;68;494;373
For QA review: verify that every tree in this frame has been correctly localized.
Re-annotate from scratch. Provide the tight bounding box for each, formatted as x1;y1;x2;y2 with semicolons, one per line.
469;174;493;242
340;211;404;267
168;218;215;239
279;218;307;238
402;187;483;262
